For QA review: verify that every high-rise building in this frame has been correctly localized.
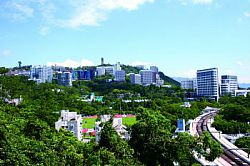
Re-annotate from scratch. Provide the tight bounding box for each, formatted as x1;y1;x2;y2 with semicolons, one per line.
140;70;154;85
196;68;219;101
115;70;126;82
221;75;238;96
56;71;72;86
114;62;121;71
150;66;159;73
130;73;141;85
30;65;53;84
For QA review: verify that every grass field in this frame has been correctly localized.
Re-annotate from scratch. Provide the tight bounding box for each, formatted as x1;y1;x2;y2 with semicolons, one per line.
82;117;137;129
82;118;97;129
122;117;137;127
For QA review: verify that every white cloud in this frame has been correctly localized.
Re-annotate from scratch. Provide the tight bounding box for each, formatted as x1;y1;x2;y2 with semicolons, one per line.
179;69;196;78
81;59;95;66
1;49;12;57
3;1;34;21
192;0;213;4
62;0;155;27
244;11;250;17
47;59;94;67
179;0;213;5
236;61;244;66
39;26;50;36
1;0;154;28
131;61;151;67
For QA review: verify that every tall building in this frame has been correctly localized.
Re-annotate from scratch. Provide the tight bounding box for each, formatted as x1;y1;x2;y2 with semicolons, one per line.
30;65;53;84
130;73;141;85
221;75;238;96
56;71;72;86
115;70;126;82
101;57;104;65
150;66;159;73
196;68;219;101
140;70;153;85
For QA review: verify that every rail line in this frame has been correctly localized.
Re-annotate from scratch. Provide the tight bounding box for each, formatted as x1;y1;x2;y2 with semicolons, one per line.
196;112;250;166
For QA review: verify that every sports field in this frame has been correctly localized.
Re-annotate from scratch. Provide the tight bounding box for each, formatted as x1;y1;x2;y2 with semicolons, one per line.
82;116;136;129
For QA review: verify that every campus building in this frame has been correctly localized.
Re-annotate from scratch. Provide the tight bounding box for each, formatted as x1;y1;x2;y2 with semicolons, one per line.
56;71;72;86
30;65;53;84
55;110;82;141
114;70;126;82
140;70;154;85
130;73;141;85
196;68;219;101
220;75;238;96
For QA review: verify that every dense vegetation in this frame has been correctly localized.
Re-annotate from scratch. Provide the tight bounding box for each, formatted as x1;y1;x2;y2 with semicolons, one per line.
0;75;228;165
212;96;250;134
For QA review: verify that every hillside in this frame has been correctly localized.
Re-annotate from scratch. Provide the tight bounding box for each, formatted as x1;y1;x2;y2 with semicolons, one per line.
158;72;181;86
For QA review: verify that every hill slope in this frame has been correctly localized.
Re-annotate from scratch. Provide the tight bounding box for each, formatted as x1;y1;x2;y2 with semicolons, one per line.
158;72;181;86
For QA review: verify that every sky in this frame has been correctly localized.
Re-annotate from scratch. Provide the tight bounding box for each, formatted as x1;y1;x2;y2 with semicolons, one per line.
0;0;250;83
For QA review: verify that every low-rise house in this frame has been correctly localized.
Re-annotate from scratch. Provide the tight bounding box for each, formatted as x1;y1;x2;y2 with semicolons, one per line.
55;110;82;141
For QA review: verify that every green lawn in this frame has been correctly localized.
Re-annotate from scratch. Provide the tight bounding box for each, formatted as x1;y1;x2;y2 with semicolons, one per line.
82;117;137;129
122;117;136;127
82;118;97;129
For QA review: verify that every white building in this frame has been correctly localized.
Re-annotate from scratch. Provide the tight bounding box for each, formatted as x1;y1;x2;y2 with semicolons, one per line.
130;73;141;85
55;110;82;141
95;116;130;142
114;62;121;71
197;68;219;101
156;74;164;86
115;70;126;82
30;65;53;84
96;67;106;76
140;70;154;85
220;75;238;96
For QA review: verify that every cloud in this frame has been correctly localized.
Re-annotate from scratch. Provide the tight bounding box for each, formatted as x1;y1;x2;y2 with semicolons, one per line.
47;59;95;67
2;1;34;21
179;0;213;5
1;49;12;57
244;11;250;17
59;0;155;28
179;69;196;78
39;26;50;36
0;0;154;28
131;61;151;67
236;61;244;66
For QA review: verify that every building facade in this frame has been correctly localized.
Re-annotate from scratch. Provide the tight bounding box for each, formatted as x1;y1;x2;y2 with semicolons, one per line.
115;70;126;82
140;70;154;85
181;80;195;90
56;71;72;86
220;75;238;96
55;110;82;141
130;73;141;85
196;68;219;101
30;65;53;84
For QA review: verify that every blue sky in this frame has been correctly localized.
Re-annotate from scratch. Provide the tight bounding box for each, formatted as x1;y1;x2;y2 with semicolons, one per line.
0;0;250;83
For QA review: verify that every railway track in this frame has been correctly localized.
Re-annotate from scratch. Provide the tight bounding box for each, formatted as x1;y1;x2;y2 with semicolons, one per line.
196;113;249;166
